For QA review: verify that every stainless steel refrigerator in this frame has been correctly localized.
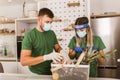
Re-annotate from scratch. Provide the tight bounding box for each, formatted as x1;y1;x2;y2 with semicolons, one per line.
90;16;120;79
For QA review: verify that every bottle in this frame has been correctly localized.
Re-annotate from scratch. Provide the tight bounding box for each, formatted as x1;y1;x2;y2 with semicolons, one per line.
0;45;3;56
4;46;7;56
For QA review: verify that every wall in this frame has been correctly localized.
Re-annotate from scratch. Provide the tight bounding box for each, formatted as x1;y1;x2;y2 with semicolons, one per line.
0;5;22;18
1;1;120;18
90;0;120;15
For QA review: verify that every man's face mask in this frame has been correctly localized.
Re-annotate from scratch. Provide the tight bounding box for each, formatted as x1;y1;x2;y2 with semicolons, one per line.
43;23;52;31
77;30;87;38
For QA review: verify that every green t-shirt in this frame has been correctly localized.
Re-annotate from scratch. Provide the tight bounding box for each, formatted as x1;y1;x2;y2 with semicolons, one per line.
68;35;106;77
68;35;106;59
22;28;58;75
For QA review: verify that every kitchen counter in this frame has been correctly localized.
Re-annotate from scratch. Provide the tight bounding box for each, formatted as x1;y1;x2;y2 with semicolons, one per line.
0;73;119;80
0;57;17;62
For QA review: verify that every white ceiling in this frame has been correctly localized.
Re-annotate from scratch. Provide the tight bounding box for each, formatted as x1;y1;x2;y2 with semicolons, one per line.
0;0;37;6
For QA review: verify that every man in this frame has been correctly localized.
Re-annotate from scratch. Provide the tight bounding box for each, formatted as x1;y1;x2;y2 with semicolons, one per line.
20;8;63;75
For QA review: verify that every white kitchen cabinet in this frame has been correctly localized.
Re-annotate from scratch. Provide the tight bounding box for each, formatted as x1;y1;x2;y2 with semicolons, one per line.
15;17;37;37
1;62;17;73
1;62;32;74
0;22;17;61
15;17;37;60
17;62;32;74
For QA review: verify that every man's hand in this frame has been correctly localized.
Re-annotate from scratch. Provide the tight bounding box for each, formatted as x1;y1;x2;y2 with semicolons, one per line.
43;52;63;63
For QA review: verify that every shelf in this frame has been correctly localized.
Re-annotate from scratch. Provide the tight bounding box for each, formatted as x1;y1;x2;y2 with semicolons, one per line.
0;20;15;24
0;33;15;35
16;17;62;23
91;14;120;18
53;18;62;22
63;27;74;31
57;38;63;41
67;2;80;7
16;17;37;24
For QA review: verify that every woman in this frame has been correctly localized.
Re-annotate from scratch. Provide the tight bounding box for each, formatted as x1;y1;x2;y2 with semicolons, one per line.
68;17;106;77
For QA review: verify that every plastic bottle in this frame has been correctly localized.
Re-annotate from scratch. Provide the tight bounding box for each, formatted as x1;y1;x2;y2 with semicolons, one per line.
0;45;3;56
4;46;7;56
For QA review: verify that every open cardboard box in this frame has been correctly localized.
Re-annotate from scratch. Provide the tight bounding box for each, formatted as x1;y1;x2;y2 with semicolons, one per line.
51;63;90;80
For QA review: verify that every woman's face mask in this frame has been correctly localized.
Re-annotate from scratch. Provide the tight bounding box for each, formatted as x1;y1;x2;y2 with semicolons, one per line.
77;30;87;38
43;23;52;31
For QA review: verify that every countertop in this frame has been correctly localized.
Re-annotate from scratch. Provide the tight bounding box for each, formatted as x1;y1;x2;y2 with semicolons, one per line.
0;57;17;61
0;73;119;80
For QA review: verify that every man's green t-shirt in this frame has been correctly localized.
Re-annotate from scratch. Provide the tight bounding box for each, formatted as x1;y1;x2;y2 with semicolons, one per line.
68;35;106;77
22;28;58;75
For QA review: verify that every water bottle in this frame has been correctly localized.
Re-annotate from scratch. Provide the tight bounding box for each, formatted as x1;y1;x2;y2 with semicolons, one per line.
0;45;3;56
4;46;7;56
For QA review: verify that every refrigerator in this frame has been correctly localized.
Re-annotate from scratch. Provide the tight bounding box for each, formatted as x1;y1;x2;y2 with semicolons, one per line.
90;16;120;79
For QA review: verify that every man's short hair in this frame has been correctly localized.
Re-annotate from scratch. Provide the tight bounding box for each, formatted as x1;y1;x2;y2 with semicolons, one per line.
38;8;54;18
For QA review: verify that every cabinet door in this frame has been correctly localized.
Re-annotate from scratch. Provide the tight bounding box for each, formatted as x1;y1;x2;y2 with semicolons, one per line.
1;62;17;73
17;62;32;74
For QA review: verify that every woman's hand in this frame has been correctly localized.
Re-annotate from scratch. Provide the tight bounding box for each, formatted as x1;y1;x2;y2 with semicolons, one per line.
69;49;76;59
98;50;105;64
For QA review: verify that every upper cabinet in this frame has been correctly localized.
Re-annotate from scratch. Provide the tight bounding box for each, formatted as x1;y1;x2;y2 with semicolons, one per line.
90;0;120;15
15;17;37;37
15;17;37;60
15;17;63;36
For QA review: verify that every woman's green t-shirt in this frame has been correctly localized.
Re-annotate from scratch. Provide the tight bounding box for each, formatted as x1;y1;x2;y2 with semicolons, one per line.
68;35;106;77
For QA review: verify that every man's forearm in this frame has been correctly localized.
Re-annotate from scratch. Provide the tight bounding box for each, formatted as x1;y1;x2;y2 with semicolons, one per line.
20;56;44;66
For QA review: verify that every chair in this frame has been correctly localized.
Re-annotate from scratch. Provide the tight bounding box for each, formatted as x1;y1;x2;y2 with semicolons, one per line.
0;62;4;73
